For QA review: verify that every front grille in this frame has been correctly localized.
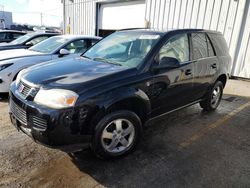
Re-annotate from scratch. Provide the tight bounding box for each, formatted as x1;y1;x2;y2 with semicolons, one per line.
9;99;27;125
30;116;47;131
17;81;39;98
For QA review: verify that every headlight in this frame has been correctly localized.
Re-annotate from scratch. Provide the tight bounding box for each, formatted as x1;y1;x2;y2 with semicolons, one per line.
34;89;79;109
15;69;26;86
0;63;13;71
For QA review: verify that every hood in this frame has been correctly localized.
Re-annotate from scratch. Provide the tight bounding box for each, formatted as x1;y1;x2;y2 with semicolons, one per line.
0;42;20;49
0;42;8;46
0;42;15;47
0;49;43;61
22;57;136;93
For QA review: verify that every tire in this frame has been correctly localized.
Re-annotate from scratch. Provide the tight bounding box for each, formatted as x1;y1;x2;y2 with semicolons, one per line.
91;110;142;159
200;81;224;112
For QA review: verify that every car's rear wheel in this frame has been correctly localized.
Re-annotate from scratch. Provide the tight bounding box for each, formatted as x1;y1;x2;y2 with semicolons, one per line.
91;110;142;159
200;81;224;111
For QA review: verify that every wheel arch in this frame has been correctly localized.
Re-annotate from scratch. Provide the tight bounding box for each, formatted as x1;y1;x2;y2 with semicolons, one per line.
88;88;151;134
216;74;227;88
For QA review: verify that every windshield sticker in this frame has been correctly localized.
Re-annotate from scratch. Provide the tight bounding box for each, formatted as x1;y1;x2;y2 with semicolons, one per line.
139;35;160;40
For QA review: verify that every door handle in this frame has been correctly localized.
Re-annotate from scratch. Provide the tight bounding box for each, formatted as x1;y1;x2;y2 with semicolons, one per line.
211;63;217;69
185;69;192;75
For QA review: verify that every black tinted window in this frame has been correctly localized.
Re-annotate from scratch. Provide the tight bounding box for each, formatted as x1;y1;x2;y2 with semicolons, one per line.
159;34;189;63
0;33;6;39
208;33;229;56
6;33;16;39
13;33;23;39
192;33;208;60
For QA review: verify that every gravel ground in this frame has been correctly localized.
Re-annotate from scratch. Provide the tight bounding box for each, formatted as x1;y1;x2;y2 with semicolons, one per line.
0;97;102;188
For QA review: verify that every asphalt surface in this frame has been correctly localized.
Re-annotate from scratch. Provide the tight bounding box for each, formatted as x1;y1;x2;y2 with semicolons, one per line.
0;93;250;188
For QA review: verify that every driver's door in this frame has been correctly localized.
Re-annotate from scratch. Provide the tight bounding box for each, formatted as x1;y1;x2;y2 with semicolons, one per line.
150;33;195;117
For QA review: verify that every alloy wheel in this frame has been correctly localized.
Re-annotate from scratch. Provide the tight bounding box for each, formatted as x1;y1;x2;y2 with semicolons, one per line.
101;118;135;153
211;86;221;108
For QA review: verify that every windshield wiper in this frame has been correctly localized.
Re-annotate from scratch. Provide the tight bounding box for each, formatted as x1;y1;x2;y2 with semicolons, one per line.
93;57;122;66
81;55;91;59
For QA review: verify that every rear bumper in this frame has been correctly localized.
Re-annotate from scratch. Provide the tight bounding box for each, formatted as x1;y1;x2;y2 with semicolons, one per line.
9;85;92;152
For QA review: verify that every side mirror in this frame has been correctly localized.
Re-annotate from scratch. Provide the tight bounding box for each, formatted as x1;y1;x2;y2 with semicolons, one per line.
59;49;70;56
154;57;181;70
25;42;33;47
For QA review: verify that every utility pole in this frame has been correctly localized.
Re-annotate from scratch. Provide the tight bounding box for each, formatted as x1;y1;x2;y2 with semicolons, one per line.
40;13;43;26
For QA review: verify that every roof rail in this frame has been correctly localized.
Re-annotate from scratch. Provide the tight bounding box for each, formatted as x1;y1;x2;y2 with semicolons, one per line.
118;27;146;31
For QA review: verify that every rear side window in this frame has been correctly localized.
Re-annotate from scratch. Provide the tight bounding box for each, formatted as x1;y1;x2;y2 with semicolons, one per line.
192;33;216;60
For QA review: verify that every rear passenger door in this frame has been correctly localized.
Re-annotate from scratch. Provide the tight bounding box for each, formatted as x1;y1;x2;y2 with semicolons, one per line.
191;32;218;100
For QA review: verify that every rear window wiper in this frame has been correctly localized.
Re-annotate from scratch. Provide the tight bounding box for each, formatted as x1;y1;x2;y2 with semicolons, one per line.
93;57;122;66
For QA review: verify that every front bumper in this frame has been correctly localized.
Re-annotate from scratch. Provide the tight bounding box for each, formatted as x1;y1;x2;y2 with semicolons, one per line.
9;85;92;151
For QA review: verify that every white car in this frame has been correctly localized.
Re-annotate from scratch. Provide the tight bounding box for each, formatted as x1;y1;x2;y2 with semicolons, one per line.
0;35;101;93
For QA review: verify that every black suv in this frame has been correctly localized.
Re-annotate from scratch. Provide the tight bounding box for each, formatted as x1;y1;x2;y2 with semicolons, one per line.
9;29;231;158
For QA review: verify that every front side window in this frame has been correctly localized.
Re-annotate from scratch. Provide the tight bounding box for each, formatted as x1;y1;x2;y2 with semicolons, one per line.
83;32;162;68
159;34;189;63
10;33;34;44
30;36;69;54
64;40;88;54
26;36;49;46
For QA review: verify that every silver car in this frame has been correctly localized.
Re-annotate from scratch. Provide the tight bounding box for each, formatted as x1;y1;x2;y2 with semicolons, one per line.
0;35;101;93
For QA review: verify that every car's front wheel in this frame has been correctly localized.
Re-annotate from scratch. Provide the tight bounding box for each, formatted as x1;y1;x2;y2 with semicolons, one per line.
91;110;142;159
200;81;224;111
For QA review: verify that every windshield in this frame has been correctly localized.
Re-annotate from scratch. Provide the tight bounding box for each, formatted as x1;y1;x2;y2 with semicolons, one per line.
83;32;161;68
29;36;68;54
10;33;33;44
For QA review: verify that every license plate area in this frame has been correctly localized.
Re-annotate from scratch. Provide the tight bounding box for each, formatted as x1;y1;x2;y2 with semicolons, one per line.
10;113;32;137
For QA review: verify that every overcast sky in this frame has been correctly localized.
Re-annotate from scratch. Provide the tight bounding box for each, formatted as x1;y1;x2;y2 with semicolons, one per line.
0;0;63;27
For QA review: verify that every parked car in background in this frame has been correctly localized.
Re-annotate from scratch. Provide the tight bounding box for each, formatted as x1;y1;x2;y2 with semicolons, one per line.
9;29;231;159
0;35;101;93
0;30;26;43
0;32;59;51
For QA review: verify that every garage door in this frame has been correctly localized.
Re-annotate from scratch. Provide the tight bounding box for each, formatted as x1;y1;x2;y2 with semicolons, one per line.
98;1;146;36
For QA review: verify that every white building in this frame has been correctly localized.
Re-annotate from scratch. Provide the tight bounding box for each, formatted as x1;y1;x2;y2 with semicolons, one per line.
63;0;250;79
0;11;13;29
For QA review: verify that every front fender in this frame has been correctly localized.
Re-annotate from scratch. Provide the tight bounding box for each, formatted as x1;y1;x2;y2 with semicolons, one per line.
84;87;151;133
102;87;151;113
